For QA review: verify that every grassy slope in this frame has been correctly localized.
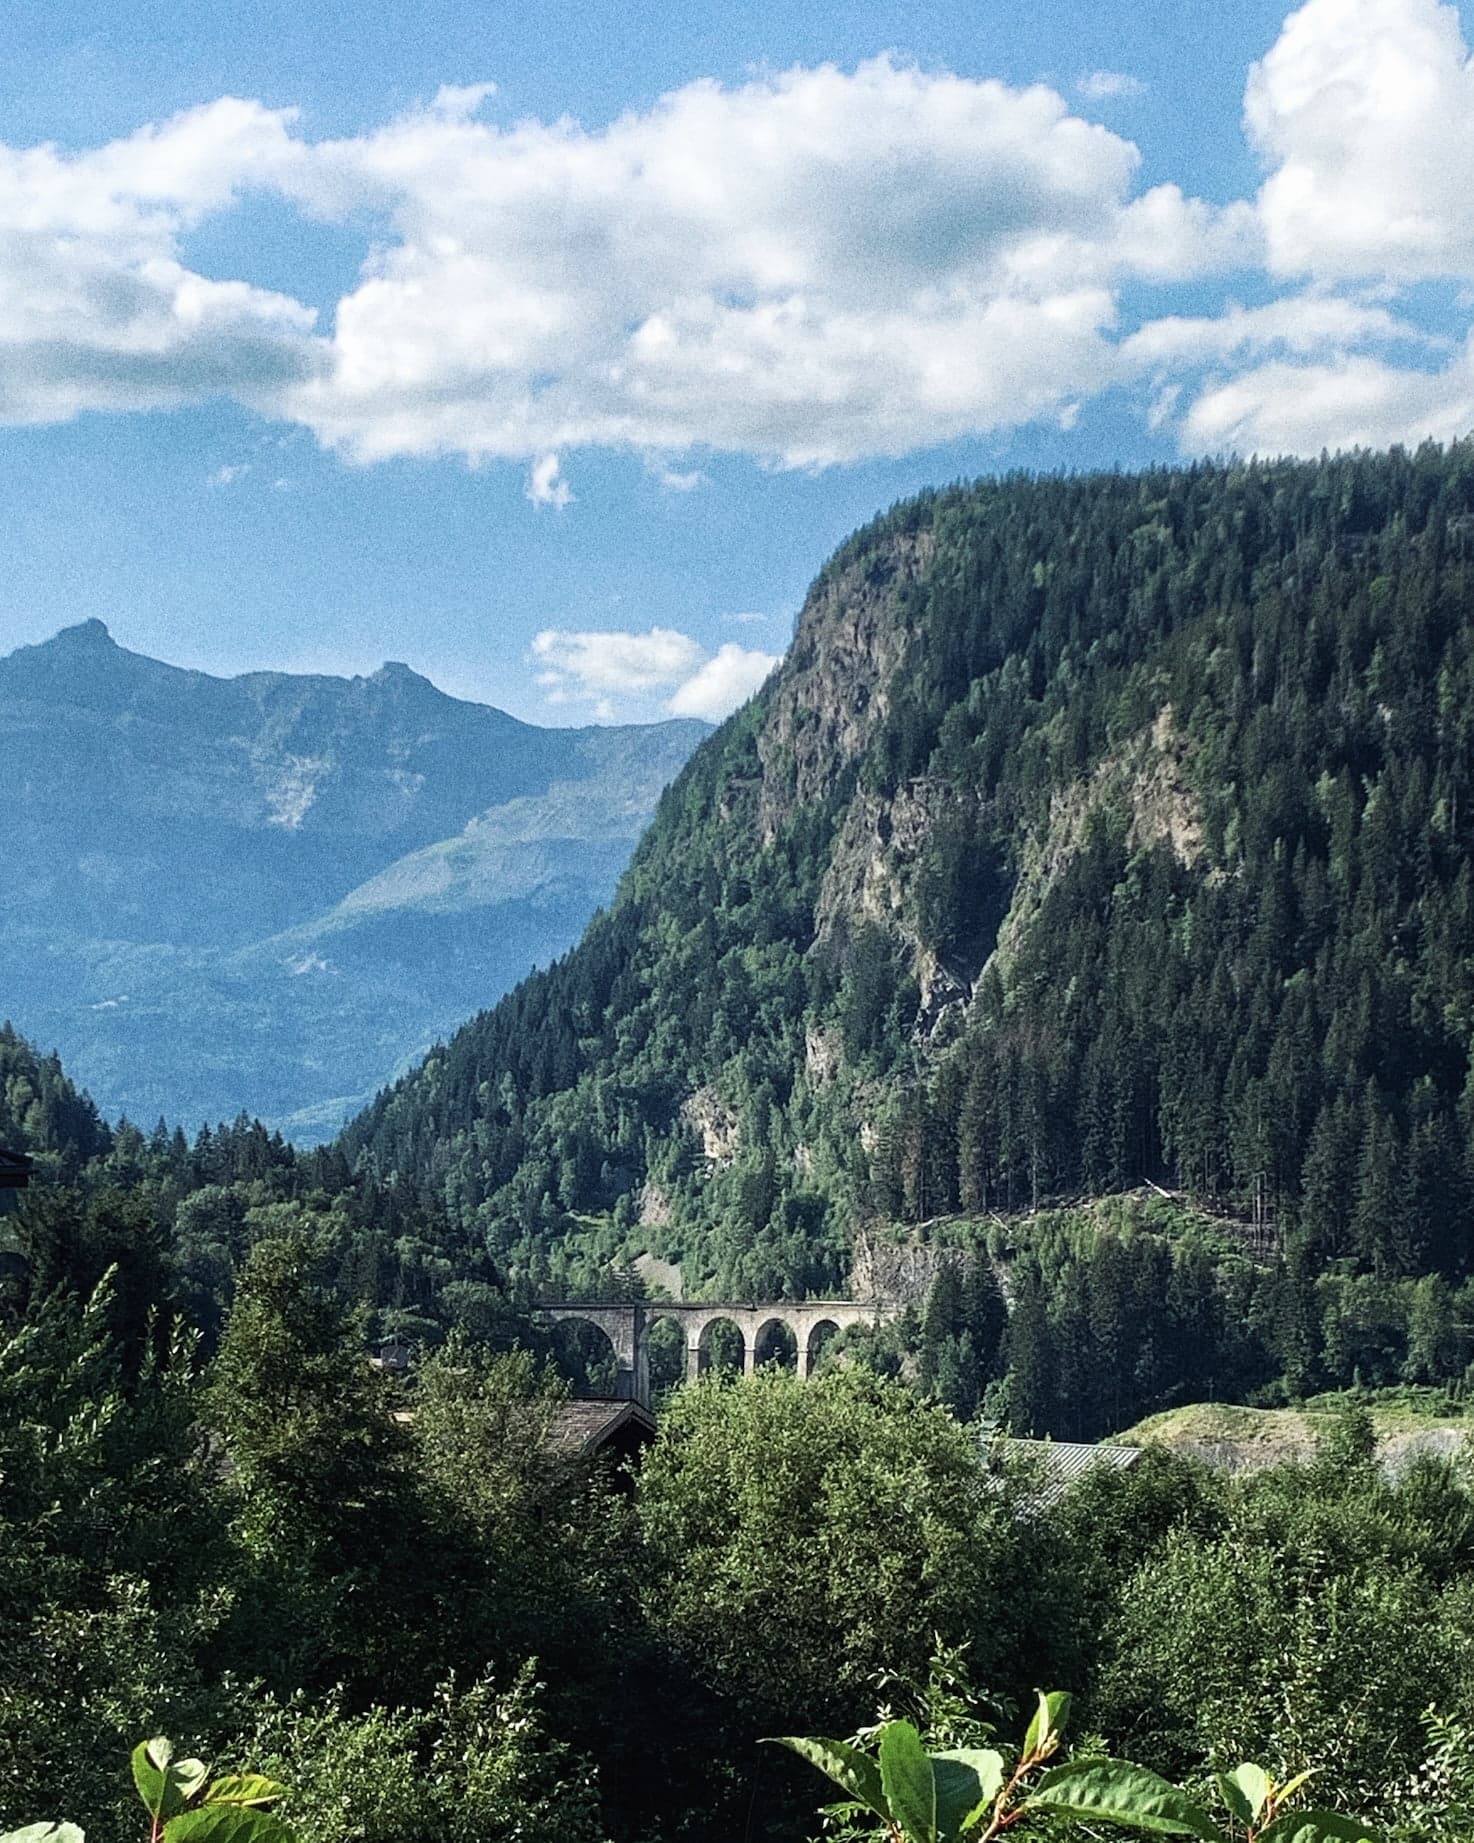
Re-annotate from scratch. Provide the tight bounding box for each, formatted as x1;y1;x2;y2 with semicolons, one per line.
1120;1391;1474;1473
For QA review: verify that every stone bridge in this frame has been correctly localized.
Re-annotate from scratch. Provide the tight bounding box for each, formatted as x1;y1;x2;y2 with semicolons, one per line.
536;1299;900;1407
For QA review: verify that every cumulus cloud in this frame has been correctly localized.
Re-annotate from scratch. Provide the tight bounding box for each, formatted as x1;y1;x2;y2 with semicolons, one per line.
1247;0;1474;281
532;626;705;698
1122;293;1434;377
668;643;781;720
0;56;1251;465
531;625;779;721
0;98;321;426
281;58;1259;466
7;16;1474;470
1180;338;1474;455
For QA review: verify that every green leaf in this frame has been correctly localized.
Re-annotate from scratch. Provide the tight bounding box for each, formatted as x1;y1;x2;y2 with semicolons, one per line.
174;1765;209;1808
933;1750;1005;1840
133;1743;208;1823
164;1810;295;1843
133;1742;170;1821
1023;1690;1073;1759
1276;1771;1317;1808
1029;1758;1225;1841
1225;1765;1271;1825
1257;1810;1379;1843
2;1826;86;1843
202;1781;287;1812
766;1738;887;1819
879;1722;937;1843
1217;1775;1255;1827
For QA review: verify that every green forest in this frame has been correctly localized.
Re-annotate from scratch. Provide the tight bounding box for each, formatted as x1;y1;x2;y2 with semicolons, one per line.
12;1217;1474;1843
16;445;1474;1839
349;447;1474;1298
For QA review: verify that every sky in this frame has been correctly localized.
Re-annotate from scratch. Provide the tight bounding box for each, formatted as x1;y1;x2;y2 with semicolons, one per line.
1;0;1472;723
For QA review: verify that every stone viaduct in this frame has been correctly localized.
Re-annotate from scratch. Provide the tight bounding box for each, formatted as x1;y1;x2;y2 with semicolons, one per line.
536;1299;900;1408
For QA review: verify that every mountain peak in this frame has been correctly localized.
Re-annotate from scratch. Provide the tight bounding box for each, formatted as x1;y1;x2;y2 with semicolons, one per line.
54;618;116;648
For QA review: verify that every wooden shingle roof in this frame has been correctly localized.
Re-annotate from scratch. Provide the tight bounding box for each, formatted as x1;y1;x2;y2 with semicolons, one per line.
544;1398;657;1460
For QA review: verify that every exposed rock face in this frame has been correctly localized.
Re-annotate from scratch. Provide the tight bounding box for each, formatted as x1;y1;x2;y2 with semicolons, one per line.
757;533;933;842
637;1181;675;1229
848;1225;950;1303
991;704;1204;978
804;1025;840;1083
681;1087;742;1168
1;622;706;1135
814;778;944;942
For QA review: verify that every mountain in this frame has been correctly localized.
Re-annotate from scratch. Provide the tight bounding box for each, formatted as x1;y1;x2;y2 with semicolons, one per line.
0;621;706;1136
344;444;1474;1302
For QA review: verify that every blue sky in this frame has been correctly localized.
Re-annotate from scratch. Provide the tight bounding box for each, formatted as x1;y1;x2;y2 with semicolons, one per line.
1;0;1470;722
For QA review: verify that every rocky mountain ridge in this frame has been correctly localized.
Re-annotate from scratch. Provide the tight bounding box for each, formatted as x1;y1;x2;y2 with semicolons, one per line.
1;621;706;1135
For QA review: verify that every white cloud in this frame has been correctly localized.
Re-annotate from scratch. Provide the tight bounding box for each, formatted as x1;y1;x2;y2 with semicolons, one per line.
208;461;250;486
0;59;1251;464
527;452;573;507
5;22;1474;472
1132;292;1461;459
1076;71;1147;100
1246;0;1474;281
651;461;707;491
531;625;780;721
277;56;1248;466
668;643;781;720
1122;293;1433;371
532;626;705;697
1180;337;1474;455
0;98;321;426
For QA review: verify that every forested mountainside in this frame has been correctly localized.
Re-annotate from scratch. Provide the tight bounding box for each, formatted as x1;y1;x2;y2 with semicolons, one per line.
346;444;1474;1309
0;622;704;1136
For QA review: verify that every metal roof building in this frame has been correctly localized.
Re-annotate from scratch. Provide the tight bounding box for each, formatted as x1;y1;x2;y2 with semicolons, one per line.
983;1436;1142;1514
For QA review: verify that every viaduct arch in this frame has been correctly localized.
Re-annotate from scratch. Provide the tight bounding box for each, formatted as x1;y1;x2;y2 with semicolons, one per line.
537;1299;900;1408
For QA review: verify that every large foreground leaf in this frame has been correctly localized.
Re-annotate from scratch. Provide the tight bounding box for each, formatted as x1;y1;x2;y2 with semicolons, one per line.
933;1749;1004;1839
880;1722;937;1843
1029;1758;1224;1841
1258;1810;1379;1843
202;1780;287;1811
766;1737;887;1818
132;1742;208;1823
164;1808;295;1843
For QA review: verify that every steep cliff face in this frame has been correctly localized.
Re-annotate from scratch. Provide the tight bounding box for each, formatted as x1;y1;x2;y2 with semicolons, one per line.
756;531;933;839
346;448;1474;1299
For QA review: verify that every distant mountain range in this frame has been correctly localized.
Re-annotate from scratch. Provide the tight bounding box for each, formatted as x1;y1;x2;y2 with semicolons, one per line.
0;619;706;1137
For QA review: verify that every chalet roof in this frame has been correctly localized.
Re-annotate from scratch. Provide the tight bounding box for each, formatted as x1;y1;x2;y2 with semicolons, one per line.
0;1150;33;1189
545;1398;658;1460
985;1436;1142;1513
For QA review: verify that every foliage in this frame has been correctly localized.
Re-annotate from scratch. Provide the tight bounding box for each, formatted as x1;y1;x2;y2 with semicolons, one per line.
240;1666;605;1843
2;1736;295;1843
775;1691;1378;1843
638;1369;1030;1736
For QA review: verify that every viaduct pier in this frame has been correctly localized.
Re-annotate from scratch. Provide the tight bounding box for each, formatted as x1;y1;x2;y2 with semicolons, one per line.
536;1298;901;1409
